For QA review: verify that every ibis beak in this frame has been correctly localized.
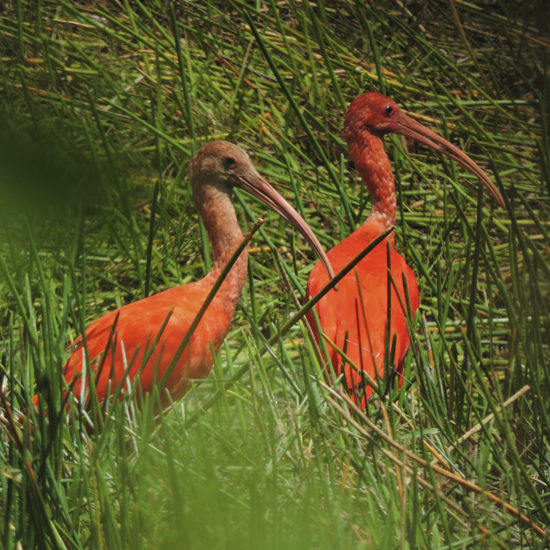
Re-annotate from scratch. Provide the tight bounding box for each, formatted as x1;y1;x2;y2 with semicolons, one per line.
396;113;504;207
235;170;335;279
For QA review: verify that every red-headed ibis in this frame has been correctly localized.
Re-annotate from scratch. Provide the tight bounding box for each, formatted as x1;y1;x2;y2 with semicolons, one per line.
306;93;504;406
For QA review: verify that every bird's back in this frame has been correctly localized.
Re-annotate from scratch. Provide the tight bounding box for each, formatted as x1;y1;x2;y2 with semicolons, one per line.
54;280;235;407
306;222;419;404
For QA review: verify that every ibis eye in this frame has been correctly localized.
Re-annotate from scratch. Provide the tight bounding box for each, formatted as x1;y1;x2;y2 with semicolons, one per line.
224;156;236;169
384;105;393;116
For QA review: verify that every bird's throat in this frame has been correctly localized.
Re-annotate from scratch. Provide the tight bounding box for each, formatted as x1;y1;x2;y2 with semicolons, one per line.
196;185;248;311
348;132;397;229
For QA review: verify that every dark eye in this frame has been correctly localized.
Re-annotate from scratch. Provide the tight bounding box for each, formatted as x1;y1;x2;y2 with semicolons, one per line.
224;156;236;169
384;105;393;116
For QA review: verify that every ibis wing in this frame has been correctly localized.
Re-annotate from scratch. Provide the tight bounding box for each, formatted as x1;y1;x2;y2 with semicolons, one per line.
61;282;232;404
306;228;419;402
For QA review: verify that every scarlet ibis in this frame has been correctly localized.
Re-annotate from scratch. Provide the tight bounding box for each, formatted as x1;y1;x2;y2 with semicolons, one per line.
306;92;504;406
35;141;333;411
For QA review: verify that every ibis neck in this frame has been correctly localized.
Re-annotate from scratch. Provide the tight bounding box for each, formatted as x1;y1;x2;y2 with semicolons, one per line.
195;184;248;310
347;131;396;230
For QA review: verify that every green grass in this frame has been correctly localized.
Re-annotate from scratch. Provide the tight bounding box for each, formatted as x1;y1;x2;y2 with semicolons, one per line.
0;1;549;548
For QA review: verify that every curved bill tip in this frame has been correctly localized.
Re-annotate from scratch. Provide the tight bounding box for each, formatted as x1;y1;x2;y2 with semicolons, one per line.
398;113;505;208
235;172;335;280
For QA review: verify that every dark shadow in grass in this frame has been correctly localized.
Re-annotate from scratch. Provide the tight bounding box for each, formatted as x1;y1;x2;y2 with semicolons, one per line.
0;109;119;220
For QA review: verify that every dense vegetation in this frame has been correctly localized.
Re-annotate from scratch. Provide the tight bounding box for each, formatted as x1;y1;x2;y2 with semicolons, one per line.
0;1;548;548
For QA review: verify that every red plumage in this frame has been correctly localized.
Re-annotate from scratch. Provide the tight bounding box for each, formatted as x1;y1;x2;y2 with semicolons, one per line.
60;280;232;405
32;141;333;414
307;93;503;406
307;217;419;405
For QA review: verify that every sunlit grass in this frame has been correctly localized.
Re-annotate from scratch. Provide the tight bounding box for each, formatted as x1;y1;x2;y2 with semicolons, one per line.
0;1;548;548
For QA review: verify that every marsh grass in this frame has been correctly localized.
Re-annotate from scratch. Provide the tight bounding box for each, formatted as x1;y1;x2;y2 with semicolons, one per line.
0;1;549;548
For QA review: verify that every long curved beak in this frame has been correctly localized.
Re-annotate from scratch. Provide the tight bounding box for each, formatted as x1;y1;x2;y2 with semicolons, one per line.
396;113;504;207
234;169;335;279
